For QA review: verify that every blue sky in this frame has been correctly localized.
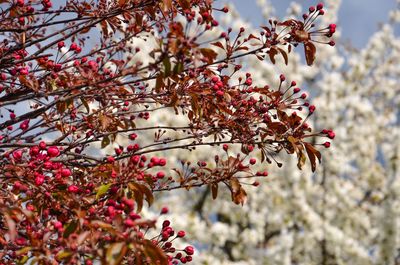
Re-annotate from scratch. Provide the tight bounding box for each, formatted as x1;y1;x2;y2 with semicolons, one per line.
229;0;399;48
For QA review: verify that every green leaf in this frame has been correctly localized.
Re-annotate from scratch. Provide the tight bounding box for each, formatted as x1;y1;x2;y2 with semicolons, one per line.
63;221;78;238
101;136;110;148
56;250;73;260
16;247;31;256
81;97;90;113
173;62;184;74
30;258;39;265
163;57;171;77
106;242;127;265
18;256;29;265
96;183;112;199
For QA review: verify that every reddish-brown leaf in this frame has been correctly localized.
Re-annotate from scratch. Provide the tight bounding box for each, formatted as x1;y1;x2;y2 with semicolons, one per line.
304;142;321;172
162;0;172;10
277;47;289;65
261;26;271;36
99;114;113;131
248;34;260;40
106;242;127;265
287;136;298;154
297;150;307;170
177;0;190;9
128;183;154;212
230;178;247;205
211;41;225;50
200;48;218;63
143;240;168;265
211;183;218;200
155;74;164;93
235;46;249;51
269;47;278;64
304;41;316;66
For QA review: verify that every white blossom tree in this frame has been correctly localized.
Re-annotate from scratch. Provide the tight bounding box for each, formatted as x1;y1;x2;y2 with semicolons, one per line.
145;1;400;264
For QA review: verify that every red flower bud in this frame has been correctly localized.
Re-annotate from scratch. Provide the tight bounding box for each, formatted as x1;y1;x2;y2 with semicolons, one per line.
177;230;186;237
12;150;23;160
35;175;45;186
39;141;47;150
327;131;335;139
329;24;336;33
156;171;165;179
184;246;194;255
223;144;229;151
68;185;79;193
70;43;78;51
61;168;71;177
161;207;169;214
115;148;123;156
245;78;252;86
58;41;65;49
129;133;137;140
19;119;29;130
47;146;60;157
162;220;170;227
30;146;40;156
54;221;63;229
15;237;27;246
158;158;167;166
124;219;135;227
16;0;24;7
211;76;219;83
